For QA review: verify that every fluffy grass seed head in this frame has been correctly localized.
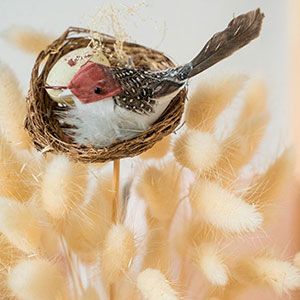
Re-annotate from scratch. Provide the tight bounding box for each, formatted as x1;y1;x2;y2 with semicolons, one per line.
136;162;181;221
42;155;88;220
244;149;293;208
2;26;53;54
0;63;31;148
8;258;66;300
185;75;246;131
0;136;36;202
173;130;220;173
192;243;229;286
101;224;136;284
140;136;171;160
238;255;300;295
137;268;178;300
0;197;41;253
189;180;263;233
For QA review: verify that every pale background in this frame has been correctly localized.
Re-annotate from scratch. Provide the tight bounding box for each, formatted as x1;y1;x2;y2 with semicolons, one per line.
0;1;299;300
0;0;289;166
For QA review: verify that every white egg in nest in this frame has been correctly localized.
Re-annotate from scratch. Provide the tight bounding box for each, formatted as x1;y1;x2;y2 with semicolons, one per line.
46;47;110;104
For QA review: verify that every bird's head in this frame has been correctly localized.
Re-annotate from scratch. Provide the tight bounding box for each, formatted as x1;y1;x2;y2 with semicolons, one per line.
68;61;123;104
46;62;123;104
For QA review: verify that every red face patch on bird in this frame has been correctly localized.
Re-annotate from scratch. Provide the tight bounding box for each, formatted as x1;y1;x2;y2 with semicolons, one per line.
68;62;123;104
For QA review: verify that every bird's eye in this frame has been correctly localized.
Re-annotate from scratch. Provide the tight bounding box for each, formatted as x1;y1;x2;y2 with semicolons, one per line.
94;87;102;94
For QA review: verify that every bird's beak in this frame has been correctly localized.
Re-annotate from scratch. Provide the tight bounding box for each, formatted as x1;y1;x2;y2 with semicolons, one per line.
58;89;73;99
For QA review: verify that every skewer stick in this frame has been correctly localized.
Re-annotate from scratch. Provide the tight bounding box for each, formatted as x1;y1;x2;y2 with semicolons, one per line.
112;159;120;224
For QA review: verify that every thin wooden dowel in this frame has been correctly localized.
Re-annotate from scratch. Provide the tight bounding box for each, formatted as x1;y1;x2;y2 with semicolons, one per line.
112;159;120;224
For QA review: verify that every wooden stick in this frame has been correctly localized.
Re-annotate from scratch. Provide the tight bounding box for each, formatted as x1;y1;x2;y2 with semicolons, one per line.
112;159;120;224
110;159;121;300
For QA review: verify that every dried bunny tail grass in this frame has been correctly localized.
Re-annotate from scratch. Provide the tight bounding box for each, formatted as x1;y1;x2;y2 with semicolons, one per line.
142;215;171;274
0;197;41;253
237;80;267;123
79;287;100;300
42;155;88;220
204;82;269;186
2;26;53;54
101;224;136;284
63;190;112;262
208;113;269;186
0;136;36;201
189;180;263;233
140;136;170;160
173;130;220;173
237;255;300;295
136;161;181;221
0;234;22;267
191;243;229;286
63;174;114;261
244;149;293;208
0;62;31;148
185;74;247;131
8;258;66;300
137;268;179;300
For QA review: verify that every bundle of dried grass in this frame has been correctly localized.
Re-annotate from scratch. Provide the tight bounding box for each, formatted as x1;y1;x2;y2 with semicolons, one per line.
0;33;298;299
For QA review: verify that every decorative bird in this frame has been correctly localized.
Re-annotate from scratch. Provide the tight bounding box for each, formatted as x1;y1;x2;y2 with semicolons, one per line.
47;9;264;147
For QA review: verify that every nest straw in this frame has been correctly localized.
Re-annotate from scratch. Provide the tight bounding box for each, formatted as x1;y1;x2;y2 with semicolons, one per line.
25;27;187;163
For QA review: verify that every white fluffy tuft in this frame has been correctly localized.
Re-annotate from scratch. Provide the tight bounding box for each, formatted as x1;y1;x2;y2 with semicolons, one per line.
241;256;300;294
193;244;229;286
63;92;175;147
173;130;220;172
0;197;41;253
137;268;178;300
42;155;87;219
8;258;66;300
101;224;136;284
189;180;263;233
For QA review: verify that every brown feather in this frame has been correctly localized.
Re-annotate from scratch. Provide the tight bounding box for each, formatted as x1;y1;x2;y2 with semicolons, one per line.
188;8;264;77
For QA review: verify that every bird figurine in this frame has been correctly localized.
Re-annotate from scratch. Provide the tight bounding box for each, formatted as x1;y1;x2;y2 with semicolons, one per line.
46;9;264;148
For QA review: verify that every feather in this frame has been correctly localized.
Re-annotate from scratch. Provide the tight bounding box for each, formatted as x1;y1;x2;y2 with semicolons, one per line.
188;8;264;77
60;92;176;147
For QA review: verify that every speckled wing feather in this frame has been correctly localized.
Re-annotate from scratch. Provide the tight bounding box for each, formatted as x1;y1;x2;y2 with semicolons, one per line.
188;8;264;77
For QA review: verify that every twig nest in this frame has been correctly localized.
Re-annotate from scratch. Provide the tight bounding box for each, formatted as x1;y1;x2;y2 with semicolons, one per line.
25;27;187;163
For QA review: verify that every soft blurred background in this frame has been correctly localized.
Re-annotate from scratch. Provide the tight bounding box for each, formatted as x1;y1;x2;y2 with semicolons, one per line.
0;1;299;299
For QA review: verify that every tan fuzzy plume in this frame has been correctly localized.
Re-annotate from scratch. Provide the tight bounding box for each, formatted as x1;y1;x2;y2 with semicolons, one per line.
0;137;36;201
0;197;41;253
0;234;22;300
140;136;170;160
42;155;88;220
206;82;269;186
101;224;136;284
173;130;220;173
192;243;229;286
63;185;113;262
2;27;53;54
244;149;292;207
142;215;171;274
0;63;30;148
8;258;66;300
137;268;178;300
238;255;300;295
137;162;181;221
185;75;246;131
189;180;263;233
